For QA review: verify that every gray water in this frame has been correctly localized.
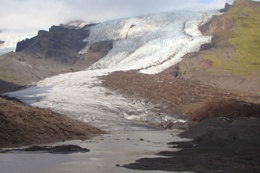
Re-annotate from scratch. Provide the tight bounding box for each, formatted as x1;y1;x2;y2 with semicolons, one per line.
0;130;191;173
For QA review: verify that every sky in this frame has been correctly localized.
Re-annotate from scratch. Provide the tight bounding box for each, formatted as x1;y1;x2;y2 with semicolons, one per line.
0;0;234;33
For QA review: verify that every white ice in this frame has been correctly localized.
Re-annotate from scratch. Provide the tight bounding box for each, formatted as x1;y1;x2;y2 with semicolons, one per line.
80;11;216;74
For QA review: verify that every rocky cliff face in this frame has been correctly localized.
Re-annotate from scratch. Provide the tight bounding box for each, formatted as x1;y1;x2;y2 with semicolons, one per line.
16;24;95;64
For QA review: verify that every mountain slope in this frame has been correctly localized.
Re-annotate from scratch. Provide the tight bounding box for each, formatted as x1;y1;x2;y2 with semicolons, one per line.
175;0;260;95
0;51;73;89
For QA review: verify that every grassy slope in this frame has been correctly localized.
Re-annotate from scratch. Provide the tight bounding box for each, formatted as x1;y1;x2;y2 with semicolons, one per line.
204;0;260;75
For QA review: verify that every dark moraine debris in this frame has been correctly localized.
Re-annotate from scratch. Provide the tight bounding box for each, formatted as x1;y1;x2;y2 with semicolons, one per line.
123;118;260;172
0;145;90;154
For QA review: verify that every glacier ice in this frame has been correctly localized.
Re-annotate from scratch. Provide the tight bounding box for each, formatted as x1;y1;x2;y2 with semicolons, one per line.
80;11;216;74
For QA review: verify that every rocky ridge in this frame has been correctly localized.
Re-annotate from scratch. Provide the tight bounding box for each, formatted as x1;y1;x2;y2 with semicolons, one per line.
16;24;93;64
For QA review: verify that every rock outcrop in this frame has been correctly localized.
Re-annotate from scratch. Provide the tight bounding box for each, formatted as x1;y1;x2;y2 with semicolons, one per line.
16;24;95;64
1;145;90;154
74;40;113;70
220;3;232;12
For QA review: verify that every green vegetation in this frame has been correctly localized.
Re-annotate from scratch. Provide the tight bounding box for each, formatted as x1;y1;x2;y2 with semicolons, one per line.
204;54;259;75
205;0;260;75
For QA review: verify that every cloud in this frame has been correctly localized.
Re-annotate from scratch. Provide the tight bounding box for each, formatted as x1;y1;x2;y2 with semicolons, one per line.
0;0;231;32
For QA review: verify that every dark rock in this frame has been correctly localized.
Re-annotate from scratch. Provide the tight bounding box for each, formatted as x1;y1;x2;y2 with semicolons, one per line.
199;43;212;51
1;145;90;154
15;24;97;64
89;41;113;52
49;145;90;154
130;24;136;29
0;41;4;44
220;3;232;13
73;40;113;70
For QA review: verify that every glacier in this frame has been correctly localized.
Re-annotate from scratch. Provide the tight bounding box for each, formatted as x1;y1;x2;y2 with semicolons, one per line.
81;11;215;74
5;10;219;131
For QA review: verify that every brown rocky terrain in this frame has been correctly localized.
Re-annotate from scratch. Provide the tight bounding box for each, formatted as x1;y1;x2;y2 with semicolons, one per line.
0;96;104;148
101;71;260;121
